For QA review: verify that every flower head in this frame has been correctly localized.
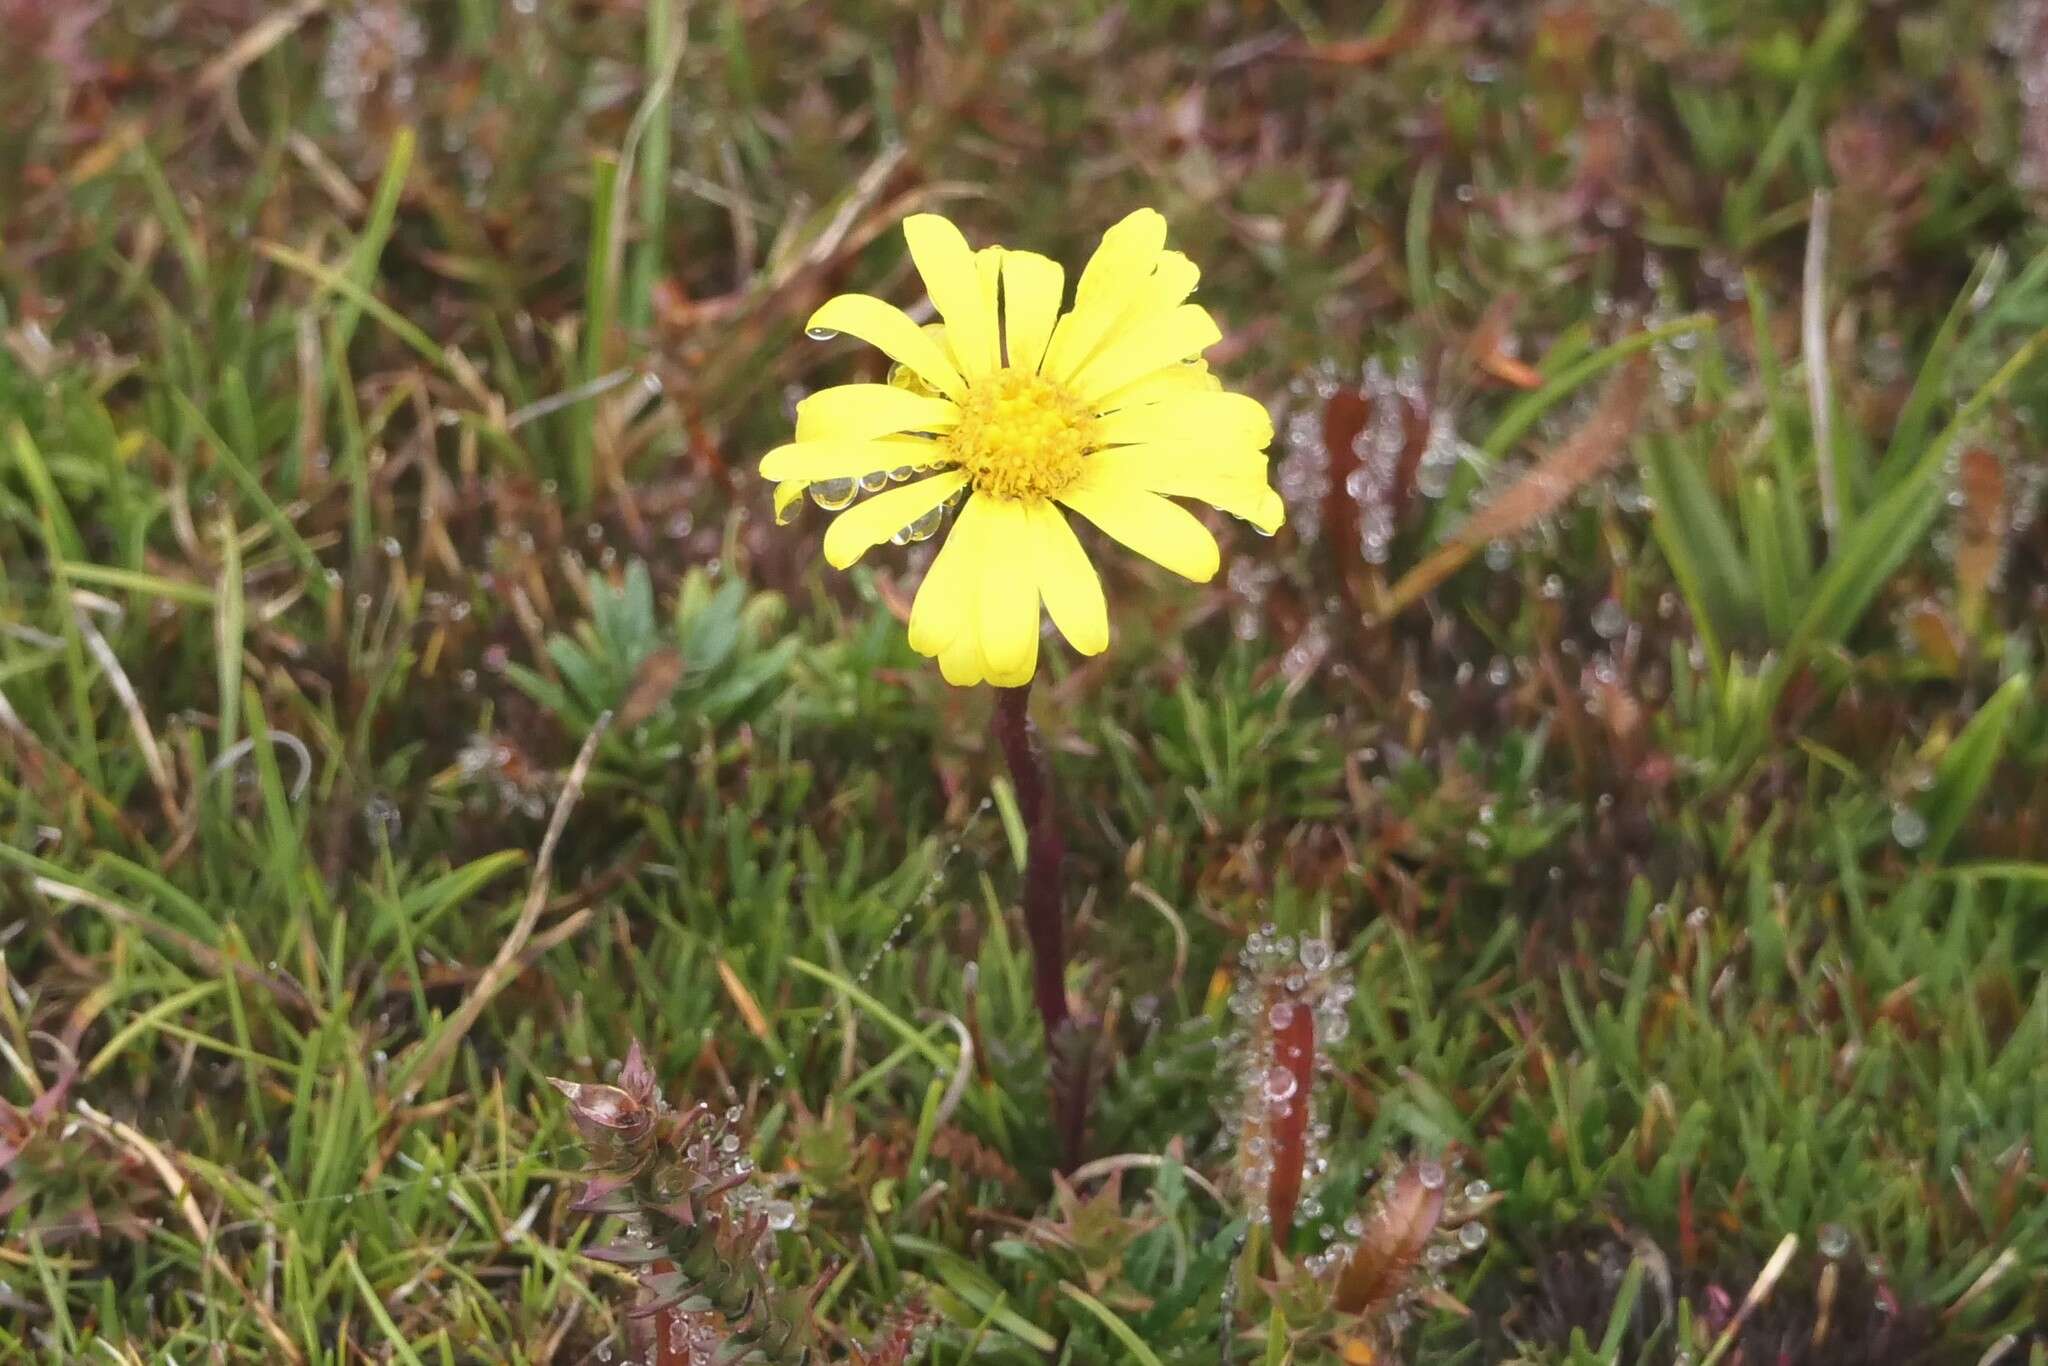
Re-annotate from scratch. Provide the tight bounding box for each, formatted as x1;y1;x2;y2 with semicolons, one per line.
762;209;1284;686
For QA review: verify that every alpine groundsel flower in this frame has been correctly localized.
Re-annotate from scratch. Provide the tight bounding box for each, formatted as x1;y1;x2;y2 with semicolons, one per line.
763;208;1284;686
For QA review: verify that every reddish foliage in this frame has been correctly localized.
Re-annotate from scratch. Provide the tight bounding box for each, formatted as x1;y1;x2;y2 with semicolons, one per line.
1265;986;1316;1246
1321;386;1371;574
1332;1165;1447;1315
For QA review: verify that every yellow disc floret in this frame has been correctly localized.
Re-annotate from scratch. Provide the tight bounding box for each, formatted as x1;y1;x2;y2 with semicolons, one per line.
942;369;1097;501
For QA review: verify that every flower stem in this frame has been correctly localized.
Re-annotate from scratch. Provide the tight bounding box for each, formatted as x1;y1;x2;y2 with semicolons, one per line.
991;679;1086;1169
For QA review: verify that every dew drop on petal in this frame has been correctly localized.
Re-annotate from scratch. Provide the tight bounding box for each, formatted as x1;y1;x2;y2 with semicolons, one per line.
810;478;857;510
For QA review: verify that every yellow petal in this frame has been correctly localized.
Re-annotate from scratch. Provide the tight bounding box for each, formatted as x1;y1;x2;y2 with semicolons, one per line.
904;215;1001;379
1099;361;1222;410
974;498;1041;686
795;384;960;442
1029;501;1108;655
975;245;1004;318
1057;471;1221;582
1071;304;1221;402
806;293;965;398
1086;446;1286;534
1044;247;1197;389
938;614;986;686
773;481;807;524
1040;209;1167;380
1074;209;1168;309
821;470;970;569
1093;391;1274;448
760;436;944;483
1136;250;1200;314
1000;249;1065;375
908;495;986;656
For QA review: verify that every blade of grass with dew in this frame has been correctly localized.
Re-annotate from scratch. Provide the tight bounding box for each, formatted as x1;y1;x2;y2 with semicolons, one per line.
1790;323;2048;653
568;153;621;509
892;1237;1060;1352
1479;314;1714;461
331;129;416;351
625;0;676;333
255;241;451;375
786;958;956;1073
1918;673;2031;861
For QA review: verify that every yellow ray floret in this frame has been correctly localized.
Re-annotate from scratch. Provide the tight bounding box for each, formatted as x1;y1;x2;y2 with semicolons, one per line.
764;208;1285;687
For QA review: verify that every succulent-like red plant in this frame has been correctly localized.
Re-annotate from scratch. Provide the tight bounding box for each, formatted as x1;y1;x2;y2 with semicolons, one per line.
1226;926;1351;1251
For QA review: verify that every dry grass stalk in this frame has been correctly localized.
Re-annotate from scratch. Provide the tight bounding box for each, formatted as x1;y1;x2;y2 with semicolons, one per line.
1377;354;1651;619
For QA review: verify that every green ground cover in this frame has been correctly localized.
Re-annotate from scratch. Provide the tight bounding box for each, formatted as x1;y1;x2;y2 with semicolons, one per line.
5;2;2048;1361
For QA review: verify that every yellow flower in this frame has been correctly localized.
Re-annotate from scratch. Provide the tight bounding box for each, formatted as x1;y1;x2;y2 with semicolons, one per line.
761;209;1284;687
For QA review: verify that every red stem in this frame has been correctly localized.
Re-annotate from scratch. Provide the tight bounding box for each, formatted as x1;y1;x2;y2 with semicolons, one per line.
991;680;1086;1169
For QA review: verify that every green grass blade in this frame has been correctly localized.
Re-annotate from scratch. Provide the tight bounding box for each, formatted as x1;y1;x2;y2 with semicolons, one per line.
1920;673;2031;860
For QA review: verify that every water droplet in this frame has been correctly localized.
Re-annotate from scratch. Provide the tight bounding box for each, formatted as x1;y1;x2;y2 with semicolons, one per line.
1463;1179;1491;1201
1818;1223;1851;1259
859;470;890;493
1298;937;1332;972
1416;1161;1446;1191
894;503;947;545
809;478;857;511
888;465;915;482
764;1200;798;1231
1458;1222;1488;1250
805;326;840;341
1891;805;1928;849
1591;598;1628;638
1260;1066;1299;1104
1267;1001;1295;1030
363;796;401;843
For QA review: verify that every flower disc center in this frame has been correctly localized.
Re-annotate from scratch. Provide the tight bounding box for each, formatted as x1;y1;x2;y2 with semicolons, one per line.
943;370;1096;501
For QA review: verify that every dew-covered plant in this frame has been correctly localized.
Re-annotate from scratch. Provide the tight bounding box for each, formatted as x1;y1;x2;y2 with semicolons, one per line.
1222;927;1494;1360
1225;925;1352;1249
553;1043;931;1365
552;1043;816;1363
